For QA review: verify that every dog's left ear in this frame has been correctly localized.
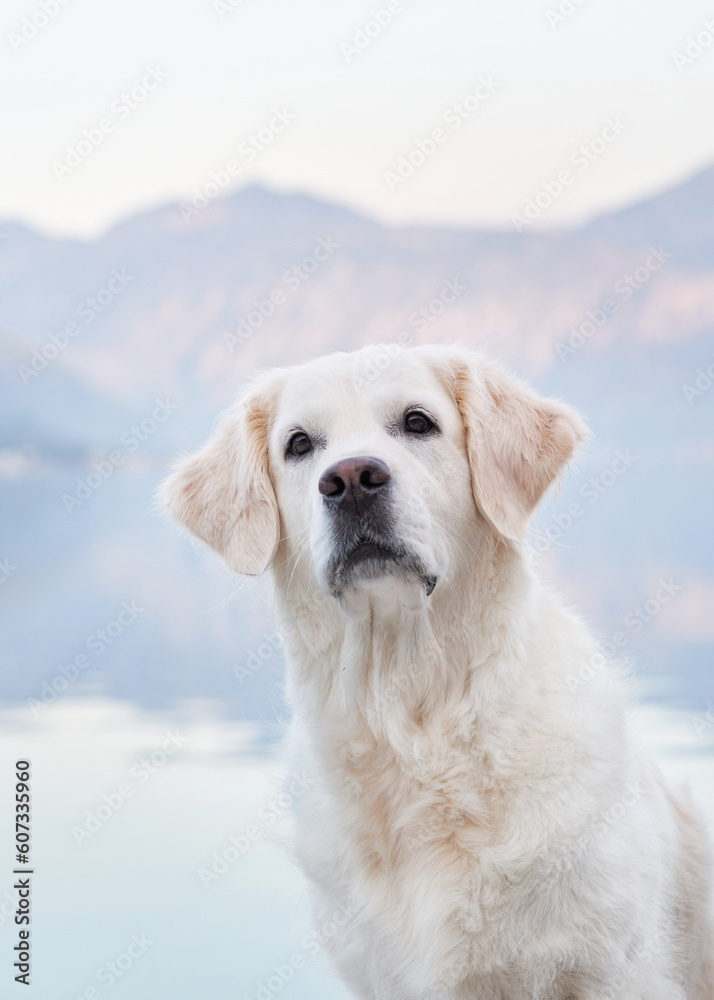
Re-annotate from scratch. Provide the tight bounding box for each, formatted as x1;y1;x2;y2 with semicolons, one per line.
433;349;589;541
158;376;281;575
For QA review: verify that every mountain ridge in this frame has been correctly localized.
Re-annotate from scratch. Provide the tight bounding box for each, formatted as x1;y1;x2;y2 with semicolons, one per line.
5;160;714;245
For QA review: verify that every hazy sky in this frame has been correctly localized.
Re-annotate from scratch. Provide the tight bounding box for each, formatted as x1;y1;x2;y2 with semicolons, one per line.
3;0;714;238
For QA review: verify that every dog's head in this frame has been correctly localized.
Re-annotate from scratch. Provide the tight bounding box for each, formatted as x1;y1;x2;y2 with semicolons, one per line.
160;346;587;616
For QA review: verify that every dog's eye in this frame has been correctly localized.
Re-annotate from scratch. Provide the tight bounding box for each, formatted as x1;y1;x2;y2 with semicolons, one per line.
404;410;434;435
286;431;313;458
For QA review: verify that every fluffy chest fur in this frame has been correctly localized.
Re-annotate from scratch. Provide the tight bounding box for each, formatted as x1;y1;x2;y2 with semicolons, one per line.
279;573;656;998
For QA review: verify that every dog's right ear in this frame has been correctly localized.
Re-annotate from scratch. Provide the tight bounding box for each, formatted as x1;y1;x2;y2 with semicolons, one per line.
158;377;281;576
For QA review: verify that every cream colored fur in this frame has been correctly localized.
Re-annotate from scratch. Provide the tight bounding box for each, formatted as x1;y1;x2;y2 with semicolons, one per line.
161;345;713;1000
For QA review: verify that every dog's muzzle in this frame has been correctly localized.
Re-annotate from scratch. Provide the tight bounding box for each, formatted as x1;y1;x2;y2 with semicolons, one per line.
319;456;437;598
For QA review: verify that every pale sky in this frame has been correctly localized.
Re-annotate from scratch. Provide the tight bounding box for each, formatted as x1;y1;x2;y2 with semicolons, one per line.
2;0;714;238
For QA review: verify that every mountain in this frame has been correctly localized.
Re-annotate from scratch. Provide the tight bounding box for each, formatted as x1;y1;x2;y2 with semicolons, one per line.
0;169;712;716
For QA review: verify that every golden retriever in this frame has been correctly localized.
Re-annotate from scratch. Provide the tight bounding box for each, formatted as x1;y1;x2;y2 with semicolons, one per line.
161;345;713;1000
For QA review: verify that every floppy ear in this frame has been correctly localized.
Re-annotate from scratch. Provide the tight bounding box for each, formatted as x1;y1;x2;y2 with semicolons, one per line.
443;351;588;541
159;379;280;575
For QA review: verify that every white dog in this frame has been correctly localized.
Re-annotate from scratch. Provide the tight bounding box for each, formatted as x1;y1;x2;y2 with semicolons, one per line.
162;345;713;1000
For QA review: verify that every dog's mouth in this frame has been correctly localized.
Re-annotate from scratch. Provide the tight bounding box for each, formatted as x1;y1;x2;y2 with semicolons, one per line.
343;540;400;571
327;536;437;598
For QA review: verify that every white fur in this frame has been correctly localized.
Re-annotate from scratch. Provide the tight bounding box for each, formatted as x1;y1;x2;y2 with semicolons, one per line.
161;345;713;1000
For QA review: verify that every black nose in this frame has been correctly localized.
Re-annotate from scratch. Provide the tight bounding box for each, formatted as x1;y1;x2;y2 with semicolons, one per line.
318;457;391;504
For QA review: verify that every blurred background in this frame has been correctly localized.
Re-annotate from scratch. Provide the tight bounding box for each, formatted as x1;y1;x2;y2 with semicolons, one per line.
0;0;713;997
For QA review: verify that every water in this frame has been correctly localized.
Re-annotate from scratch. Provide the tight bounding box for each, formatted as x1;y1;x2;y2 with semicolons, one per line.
0;698;711;999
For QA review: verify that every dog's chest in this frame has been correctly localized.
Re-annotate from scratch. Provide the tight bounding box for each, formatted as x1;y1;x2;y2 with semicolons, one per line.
296;735;588;995
340;738;493;854
326;736;516;934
